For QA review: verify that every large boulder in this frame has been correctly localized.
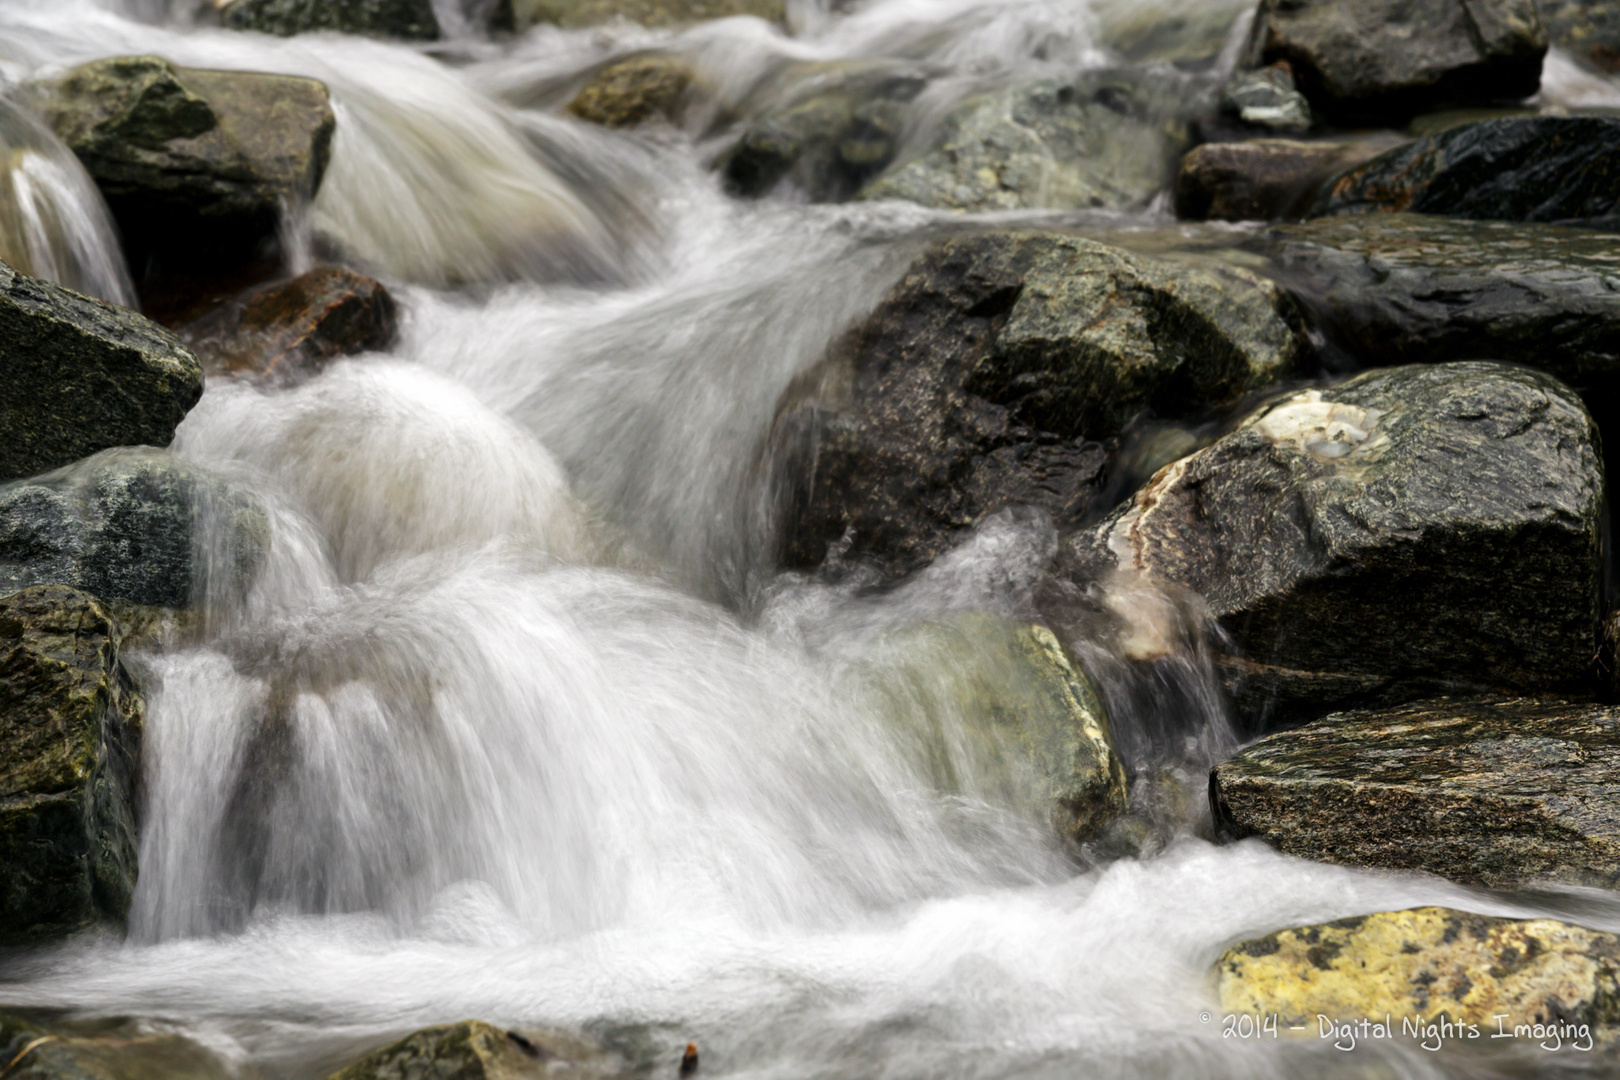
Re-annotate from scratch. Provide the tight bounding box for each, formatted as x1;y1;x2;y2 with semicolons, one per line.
1174;137;1398;221
567;56;695;130
1061;363;1603;728
33;56;335;271
506;0;780;29
1211;697;1620;888
1241;0;1548;124
0;259;202;483
858;74;1189;212
221;0;441;39
0;449;270;612
774;231;1308;582
1217;907;1620;1041
0;586;142;945
1314;116;1620;225
325;1021;620;1080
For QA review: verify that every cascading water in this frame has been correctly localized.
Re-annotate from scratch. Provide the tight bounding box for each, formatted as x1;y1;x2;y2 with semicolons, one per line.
4;0;1620;1078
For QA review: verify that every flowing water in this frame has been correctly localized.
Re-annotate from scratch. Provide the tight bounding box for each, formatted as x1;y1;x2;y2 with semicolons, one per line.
2;1;1620;1077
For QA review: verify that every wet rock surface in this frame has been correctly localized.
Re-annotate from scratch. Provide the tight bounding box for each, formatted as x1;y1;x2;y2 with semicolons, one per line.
775;230;1307;582
221;0;440;38
506;0;781;29
324;1021;621;1079
1241;0;1547;125
1541;0;1620;71
1062;363;1603;728
1219;64;1312;133
1217;907;1620;1035
0;1014;232;1080
0;586;142;946
0;449;270;612
1316;116;1620;224
567;56;694;129
0;260;202;484
1211;698;1620;887
1175;137;1399;221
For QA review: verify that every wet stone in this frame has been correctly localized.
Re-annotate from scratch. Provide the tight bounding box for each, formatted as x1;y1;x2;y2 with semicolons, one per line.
1219;63;1312;133
567;56;694;129
506;0;781;29
1540;0;1620;72
324;1021;621;1080
221;0;440;39
1174;137;1399;221
0;1014;233;1080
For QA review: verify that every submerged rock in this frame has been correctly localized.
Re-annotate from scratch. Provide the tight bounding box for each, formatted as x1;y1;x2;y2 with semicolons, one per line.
1212;698;1620;887
325;1021;620;1079
0;449;270;612
0;1014;233;1080
0;259;202;484
1315;116;1620;224
858;74;1188;212
0;586;142;946
1062;363;1603;727
33;56;335;270
507;0;780;29
1217;907;1620;1037
1241;0;1547;124
1175;137;1397;221
775;231;1307;583
221;0;441;39
567;56;694;129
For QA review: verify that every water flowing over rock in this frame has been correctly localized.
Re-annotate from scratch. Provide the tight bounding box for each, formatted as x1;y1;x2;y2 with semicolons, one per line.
324;1021;621;1080
1212;698;1620;888
776;231;1307;582
505;0;781;29
1217;907;1620;1038
0;449;270;612
858;74;1189;212
1314;116;1620;224
1240;0;1548;124
221;0;441;39
1062;363;1603;728
0;586;142;946
567;56;694;129
32;56;335;272
1175;138;1397;221
0;260;201;484
0;1014;231;1080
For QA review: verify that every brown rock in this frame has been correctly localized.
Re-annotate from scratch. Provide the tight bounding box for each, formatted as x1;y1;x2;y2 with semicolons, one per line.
1174;137;1401;221
567;56;693;129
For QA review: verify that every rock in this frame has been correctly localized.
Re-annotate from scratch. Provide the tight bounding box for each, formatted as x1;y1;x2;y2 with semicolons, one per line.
859;74;1190;212
1241;0;1548;125
1314;116;1620;225
1541;0;1620;72
1217;907;1620;1039
567;56;694;129
1219;63;1312;133
221;0;440;39
184;265;398;384
0;1014;233;1080
507;0;781;29
1211;698;1620;887
324;1021;620;1080
774;231;1307;582
1174;137;1398;221
0;586;142;945
33;56;335;272
1093;0;1255;64
1062;363;1603;728
0;448;270;612
720;63;928;201
0;259;202;484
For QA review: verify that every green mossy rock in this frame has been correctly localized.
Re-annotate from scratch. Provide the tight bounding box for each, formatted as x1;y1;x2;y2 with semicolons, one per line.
324;1021;619;1080
1063;363;1603;728
0;1014;233;1080
221;0;441;39
775;231;1307;581
567;56;695;129
0;586;142;945
1212;698;1620;888
0;448;270;611
0;260;201;484
507;0;780;29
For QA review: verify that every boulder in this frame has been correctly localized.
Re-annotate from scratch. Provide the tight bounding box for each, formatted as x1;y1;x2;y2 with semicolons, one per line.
33;56;335;271
1540;0;1620;72
1217;907;1620;1040
0;586;142;945
221;0;441;39
0;449;270;612
184;265;397;384
858;74;1189;212
324;1021;620;1080
567;56;694;129
506;0;780;29
1314;116;1620;225
1241;0;1548;124
0;1014;232;1080
0;259;202;484
1174;137;1398;221
1211;697;1620;887
1061;363;1603;728
774;231;1307;582
1219;63;1312;133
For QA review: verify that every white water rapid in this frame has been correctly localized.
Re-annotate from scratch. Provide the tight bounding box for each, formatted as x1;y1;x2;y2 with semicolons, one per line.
2;1;1618;1078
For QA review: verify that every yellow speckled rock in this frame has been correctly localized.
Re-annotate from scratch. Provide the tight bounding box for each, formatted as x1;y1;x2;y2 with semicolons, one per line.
1217;907;1620;1036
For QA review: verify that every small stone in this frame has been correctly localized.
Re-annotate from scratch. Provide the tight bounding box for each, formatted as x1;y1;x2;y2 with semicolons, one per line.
1220;63;1312;132
324;1021;620;1079
221;0;441;39
567;56;694;129
1174;137;1398;221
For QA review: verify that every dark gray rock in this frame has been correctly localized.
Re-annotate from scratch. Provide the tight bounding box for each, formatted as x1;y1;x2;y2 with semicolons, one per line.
1220;63;1312;132
0;586;142;946
1242;0;1547;124
1540;0;1620;71
0;259;202;483
1212;697;1620;889
1174;137;1399;221
1062;363;1603;728
221;0;440;39
1314;116;1620;224
0;449;270;611
774;231;1307;582
567;55;694;129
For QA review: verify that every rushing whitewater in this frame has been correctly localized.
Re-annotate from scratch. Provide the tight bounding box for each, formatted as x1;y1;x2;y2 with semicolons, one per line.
2;1;1619;1078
